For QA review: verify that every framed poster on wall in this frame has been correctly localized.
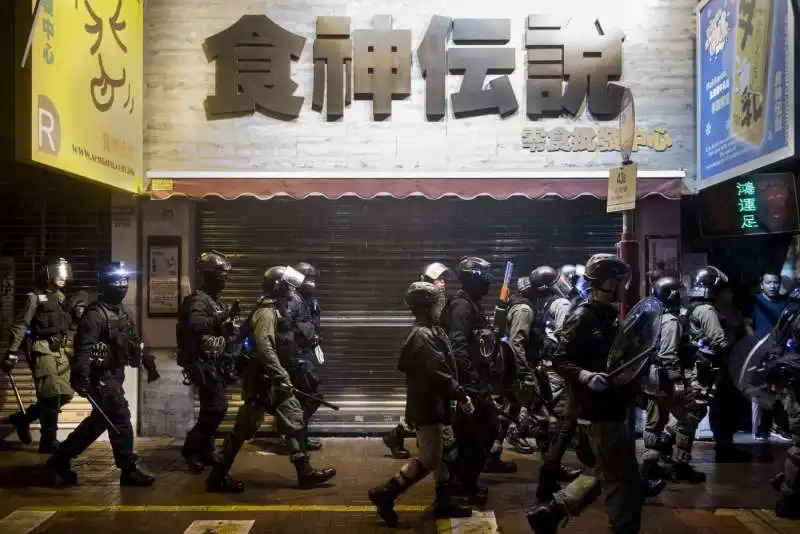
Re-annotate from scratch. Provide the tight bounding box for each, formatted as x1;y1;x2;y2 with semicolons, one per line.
147;236;182;318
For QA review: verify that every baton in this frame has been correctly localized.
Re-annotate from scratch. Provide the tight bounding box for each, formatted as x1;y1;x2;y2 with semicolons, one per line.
84;393;122;435
7;372;26;415
291;388;340;411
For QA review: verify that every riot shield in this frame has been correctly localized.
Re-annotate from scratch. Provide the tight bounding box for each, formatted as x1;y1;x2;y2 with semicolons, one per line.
607;296;664;386
728;333;778;409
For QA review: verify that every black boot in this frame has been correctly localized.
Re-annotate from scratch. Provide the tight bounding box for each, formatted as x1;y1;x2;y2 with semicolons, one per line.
382;425;410;459
643;477;666;498
206;436;245;493
506;424;535;455
9;412;32;445
483;451;517;473
120;466;155;487
306;437;323;451
670;463;706;484
294;456;336;489
536;466;561;503
181;446;207;473
368;478;404;526
527;500;567;534
38;398;60;455
434;483;472;519
775;495;800;519
46;453;78;486
557;465;580;482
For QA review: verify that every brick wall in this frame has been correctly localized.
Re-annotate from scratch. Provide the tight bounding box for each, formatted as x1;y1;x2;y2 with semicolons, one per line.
144;0;697;176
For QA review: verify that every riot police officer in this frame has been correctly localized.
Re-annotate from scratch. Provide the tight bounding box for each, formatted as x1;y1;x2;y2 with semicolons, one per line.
1;258;75;453
444;257;513;505
177;251;236;472
369;281;473;525
685;266;749;462
756;288;800;518
206;266;336;492
528;254;644;534
46;262;159;487
383;262;451;459
504;266;572;457
286;261;324;451
641;277;707;485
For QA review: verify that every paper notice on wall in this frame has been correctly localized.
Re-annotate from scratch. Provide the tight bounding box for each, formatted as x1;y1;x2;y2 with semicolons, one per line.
148;245;180;315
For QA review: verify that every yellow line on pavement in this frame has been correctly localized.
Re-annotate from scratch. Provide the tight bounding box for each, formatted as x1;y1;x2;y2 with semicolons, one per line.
18;504;427;513
714;509;797;534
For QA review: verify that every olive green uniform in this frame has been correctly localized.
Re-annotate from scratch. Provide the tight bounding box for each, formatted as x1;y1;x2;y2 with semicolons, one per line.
216;298;307;470
4;290;73;450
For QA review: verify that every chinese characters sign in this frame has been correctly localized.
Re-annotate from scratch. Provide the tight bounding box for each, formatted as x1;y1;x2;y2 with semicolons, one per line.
699;173;799;237
696;0;795;190
607;163;637;213
204;14;625;122
30;0;143;194
521;126;672;153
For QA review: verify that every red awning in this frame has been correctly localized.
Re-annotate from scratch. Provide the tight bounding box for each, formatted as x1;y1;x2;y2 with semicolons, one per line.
147;174;683;201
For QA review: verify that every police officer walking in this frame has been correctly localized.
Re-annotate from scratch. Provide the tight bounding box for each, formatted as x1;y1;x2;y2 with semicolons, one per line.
177;251;236;472
504;266;570;456
383;262;450;459
369;281;473;525
527;254;644;534
47;262;159;487
1;258;75;453
286;262;324;451
206;266;336;492
686;266;750;462
641;277;707;485
445;257;514;505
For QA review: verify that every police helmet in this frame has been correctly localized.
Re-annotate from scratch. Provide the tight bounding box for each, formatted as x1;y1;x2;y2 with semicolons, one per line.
98;261;130;302
294;262;318;293
405;281;441;310
198;250;231;275
263;265;305;298
689;266;728;300
584;254;631;287
421;262;450;283
456;257;492;284
529;266;559;291
39;257;72;286
651;276;681;310
560;264;577;281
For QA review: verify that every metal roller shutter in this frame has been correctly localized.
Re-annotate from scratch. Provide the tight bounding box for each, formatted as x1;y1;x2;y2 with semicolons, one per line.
197;197;621;434
0;172;111;430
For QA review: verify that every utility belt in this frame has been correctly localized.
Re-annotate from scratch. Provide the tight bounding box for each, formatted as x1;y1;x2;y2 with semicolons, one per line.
31;332;68;352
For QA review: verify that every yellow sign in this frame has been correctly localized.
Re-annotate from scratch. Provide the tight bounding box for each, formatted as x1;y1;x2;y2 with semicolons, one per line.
30;0;143;194
607;163;637;213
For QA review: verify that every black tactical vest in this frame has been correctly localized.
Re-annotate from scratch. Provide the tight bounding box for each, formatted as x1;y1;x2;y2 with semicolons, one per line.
30;290;71;340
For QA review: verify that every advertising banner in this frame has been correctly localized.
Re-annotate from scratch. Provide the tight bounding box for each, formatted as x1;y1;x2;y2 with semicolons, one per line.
30;0;143;193
697;0;795;190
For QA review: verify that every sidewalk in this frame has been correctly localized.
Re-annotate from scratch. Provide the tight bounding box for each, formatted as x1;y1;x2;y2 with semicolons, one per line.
0;436;796;533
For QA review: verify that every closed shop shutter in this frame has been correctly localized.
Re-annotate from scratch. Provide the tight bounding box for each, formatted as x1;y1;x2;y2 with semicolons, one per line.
0;172;112;429
197;197;621;433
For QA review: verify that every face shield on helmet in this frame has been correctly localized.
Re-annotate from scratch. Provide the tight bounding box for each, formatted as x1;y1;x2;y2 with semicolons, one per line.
457;258;493;298
46;258;73;288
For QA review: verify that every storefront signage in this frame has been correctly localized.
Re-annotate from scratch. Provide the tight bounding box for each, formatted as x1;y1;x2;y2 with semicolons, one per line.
521;126;672;153
607;163;638;213
205;14;625;122
696;0;795;191
30;0;143;194
699;172;800;237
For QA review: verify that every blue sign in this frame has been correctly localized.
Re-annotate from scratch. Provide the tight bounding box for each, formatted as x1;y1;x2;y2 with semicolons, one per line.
697;0;795;190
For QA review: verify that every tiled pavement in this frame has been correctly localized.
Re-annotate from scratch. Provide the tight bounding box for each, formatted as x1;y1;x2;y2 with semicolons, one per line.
0;436;797;533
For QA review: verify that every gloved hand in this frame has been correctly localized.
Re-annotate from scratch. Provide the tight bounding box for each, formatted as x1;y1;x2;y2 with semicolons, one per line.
460;395;475;415
1;353;19;374
143;359;161;383
73;376;91;398
277;379;294;395
579;371;610;392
